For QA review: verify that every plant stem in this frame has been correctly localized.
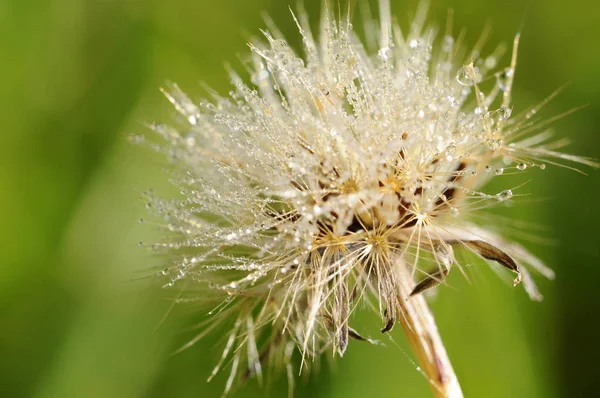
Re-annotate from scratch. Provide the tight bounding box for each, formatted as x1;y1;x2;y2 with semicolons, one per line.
394;257;463;398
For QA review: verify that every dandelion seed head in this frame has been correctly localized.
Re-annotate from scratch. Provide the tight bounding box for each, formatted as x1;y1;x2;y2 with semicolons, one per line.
139;1;596;394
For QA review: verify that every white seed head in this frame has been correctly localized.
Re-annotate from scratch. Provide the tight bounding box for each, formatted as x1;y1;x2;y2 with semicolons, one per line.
138;1;596;394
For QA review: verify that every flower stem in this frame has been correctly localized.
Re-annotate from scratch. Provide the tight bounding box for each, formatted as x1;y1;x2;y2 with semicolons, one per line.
394;258;463;398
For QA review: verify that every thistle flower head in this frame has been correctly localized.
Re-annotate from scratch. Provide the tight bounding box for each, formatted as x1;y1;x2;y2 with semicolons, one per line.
137;1;596;394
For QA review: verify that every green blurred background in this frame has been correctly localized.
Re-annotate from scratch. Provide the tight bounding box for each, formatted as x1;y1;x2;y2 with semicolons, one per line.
1;0;599;397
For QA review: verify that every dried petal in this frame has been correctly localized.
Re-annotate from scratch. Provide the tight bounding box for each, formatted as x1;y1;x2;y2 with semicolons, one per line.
464;240;522;286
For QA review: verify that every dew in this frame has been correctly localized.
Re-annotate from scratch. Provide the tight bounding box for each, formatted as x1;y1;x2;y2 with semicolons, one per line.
433;243;455;268
450;207;459;217
456;63;477;86
187;115;198;125
498;106;512;120
495;68;513;92
526;109;537;119
185;135;196;146
494;167;504;175
409;39;419;49
496;189;513;201
539;164;546;170
252;69;269;83
378;47;392;60
516;163;527;171
442;36;454;52
487;139;501;151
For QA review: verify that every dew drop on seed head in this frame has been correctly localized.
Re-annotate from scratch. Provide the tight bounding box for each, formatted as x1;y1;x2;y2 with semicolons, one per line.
456;63;477;86
496;68;513;92
498;106;512;120
517;163;527;171
487;139;501;151
497;189;513;201
378;47;392;60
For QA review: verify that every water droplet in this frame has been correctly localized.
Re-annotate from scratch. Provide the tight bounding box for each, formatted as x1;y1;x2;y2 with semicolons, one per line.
450;207;459;217
442;36;454;52
526;109;537;119
497;189;513;201
494;168;504;175
185;135;196;146
487;139;501;151
498;106;512;120
539;164;546;170
253;69;269;83
456;63;478;86
187;115;198;125
409;39;419;49
496;68;513;92
378;47;392;60
517;163;527;171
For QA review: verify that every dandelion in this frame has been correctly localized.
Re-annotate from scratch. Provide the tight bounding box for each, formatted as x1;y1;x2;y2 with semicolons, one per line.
137;1;596;397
